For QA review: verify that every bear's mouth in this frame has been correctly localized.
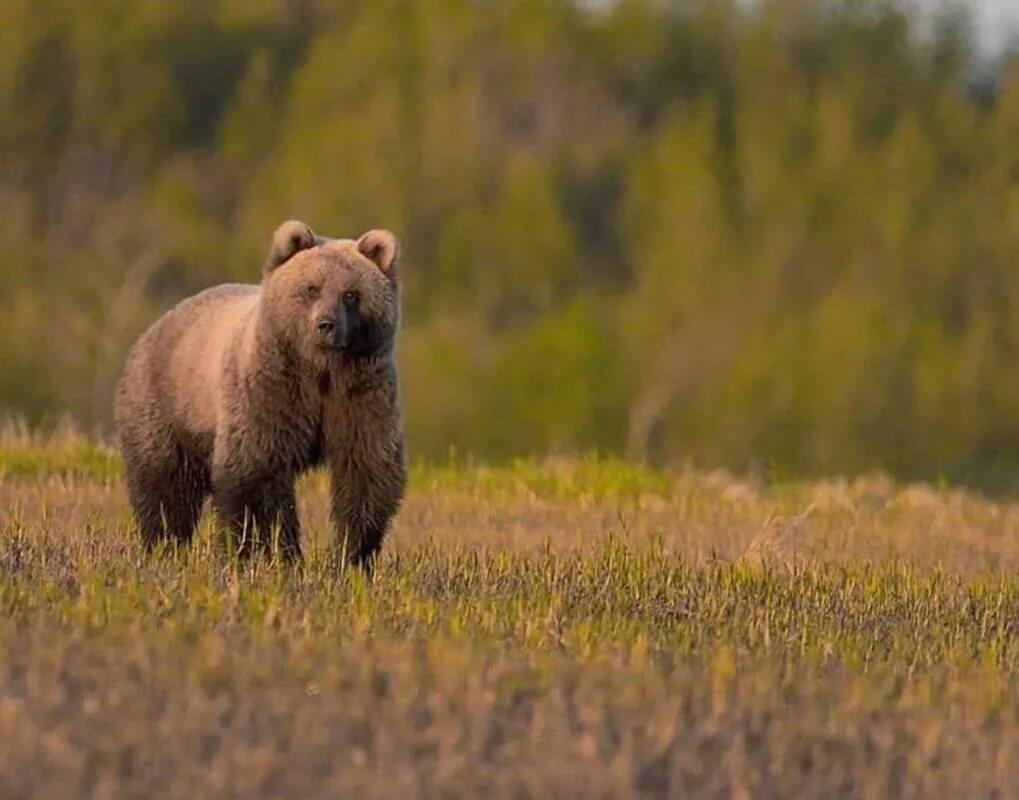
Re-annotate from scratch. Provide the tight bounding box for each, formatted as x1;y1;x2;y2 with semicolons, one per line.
316;337;385;361
314;315;391;360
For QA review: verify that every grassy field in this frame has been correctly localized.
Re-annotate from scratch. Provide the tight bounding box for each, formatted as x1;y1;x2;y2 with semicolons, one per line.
2;427;1019;798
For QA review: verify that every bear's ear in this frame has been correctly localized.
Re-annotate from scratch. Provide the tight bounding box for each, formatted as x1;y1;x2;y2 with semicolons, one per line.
265;220;319;275
357;229;399;278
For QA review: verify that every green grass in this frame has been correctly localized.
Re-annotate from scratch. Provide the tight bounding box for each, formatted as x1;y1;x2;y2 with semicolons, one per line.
0;426;671;499
0;425;121;482
2;434;1019;796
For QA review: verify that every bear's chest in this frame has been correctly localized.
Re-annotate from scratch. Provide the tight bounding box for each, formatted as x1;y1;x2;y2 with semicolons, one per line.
304;420;326;470
294;368;333;471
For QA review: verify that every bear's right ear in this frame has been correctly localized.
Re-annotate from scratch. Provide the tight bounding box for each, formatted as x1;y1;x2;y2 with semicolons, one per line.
264;220;319;275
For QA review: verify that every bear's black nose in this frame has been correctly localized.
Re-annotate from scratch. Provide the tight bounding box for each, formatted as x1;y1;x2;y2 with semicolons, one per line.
317;318;335;336
317;318;338;346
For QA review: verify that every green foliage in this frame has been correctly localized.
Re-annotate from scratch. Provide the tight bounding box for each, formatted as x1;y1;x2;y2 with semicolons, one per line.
0;0;1017;484
0;424;121;480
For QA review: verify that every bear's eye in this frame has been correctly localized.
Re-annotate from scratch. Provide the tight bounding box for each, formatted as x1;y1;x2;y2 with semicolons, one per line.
304;285;321;300
342;290;359;307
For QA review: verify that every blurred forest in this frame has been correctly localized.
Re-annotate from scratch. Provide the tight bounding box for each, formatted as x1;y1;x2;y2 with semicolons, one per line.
1;0;1017;483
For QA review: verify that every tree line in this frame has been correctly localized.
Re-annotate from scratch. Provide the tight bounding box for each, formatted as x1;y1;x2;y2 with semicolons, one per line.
1;0;1017;484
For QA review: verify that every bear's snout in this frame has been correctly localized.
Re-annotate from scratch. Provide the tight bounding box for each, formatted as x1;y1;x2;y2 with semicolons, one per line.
316;316;344;350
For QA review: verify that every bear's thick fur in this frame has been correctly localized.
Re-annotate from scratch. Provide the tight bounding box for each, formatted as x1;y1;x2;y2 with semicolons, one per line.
114;220;407;565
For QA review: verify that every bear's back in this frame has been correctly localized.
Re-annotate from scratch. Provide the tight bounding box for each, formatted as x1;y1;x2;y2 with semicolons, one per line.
119;283;262;442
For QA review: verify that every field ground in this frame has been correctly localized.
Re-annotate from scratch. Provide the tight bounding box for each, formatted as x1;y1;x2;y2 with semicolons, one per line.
2;428;1019;798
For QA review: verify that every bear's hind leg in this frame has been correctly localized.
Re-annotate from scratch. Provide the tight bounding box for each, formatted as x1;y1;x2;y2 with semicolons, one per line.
125;449;209;551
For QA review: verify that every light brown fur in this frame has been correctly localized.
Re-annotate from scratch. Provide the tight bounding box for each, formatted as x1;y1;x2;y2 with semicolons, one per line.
114;221;407;565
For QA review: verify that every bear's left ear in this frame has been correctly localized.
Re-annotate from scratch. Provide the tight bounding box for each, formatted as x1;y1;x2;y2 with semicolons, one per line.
357;230;399;278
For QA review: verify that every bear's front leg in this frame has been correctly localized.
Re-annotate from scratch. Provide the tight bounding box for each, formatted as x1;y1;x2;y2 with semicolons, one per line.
211;474;302;561
329;436;407;568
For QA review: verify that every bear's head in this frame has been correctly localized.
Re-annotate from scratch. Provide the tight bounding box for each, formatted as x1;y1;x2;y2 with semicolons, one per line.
261;220;400;364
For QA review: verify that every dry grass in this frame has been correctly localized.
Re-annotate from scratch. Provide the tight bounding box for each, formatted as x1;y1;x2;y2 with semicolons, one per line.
2;430;1019;798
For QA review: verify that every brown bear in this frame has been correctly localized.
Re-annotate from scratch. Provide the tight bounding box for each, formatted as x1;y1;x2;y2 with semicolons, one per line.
114;220;407;565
